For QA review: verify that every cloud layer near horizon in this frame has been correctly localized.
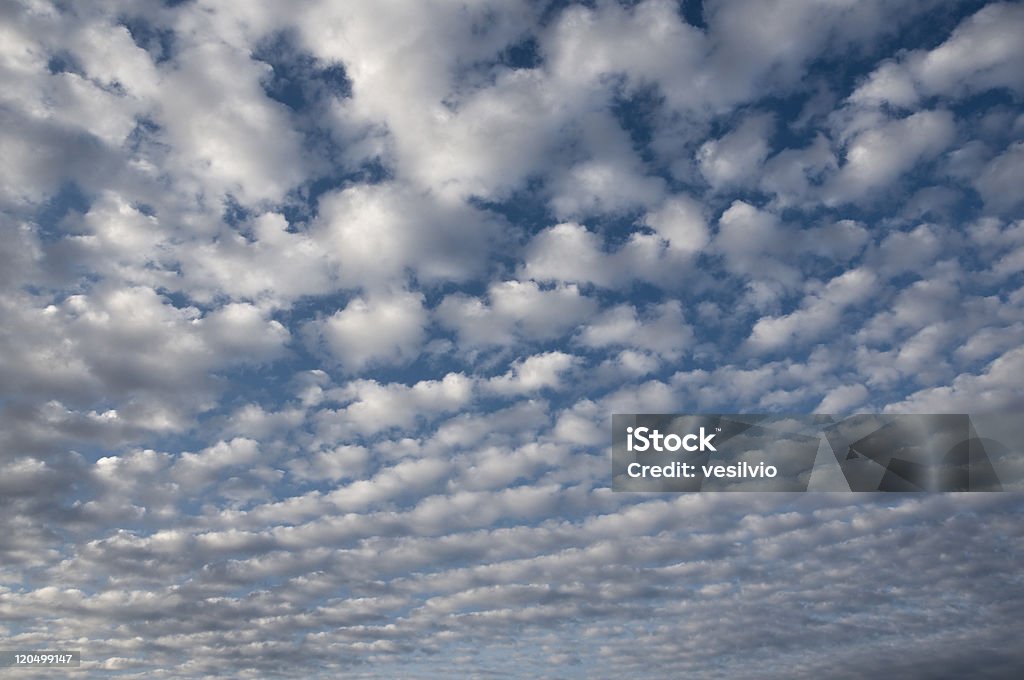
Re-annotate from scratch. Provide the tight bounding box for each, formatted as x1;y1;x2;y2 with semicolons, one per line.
1;1;1023;677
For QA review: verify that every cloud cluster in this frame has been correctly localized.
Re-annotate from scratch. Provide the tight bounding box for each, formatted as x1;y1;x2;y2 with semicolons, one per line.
2;1;1023;678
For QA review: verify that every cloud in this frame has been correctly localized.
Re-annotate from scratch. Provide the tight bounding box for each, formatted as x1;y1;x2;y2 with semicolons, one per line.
155;40;308;204
887;345;1024;413
715;201;798;286
816;383;869;413
974;142;1024;215
697;113;775;190
848;3;1024;109
486;351;579;395
825;110;956;203
315;372;474;439
437;280;598;349
745;266;880;352
577;301;694;361
172;438;262;490
309;290;427;372
315;182;500;290
521;220;704;289
642;195;709;255
849;60;921;109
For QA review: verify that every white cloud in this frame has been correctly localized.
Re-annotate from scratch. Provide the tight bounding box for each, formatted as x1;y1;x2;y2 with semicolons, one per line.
316;372;474;439
548;111;666;219
911;2;1024;98
849;4;1024;109
759;134;838;207
199;303;290;358
0;285;290;441
974;142;1024;215
521;221;702;289
182;212;335;306
543;0;705;108
887;345;1024;412
825;110;956;203
316;182;499;290
486;352;579;395
172;438;262;489
521;222;616;287
437;280;598;349
715;201;798;286
312;290;427;372
550;157;665;218
326;458;451;512
642;195;709;255
576;301;693;361
747;268;877;353
869;224;944;278
295;0;536;200
816;383;869;413
702;0;946;106
797;219;870;261
289;445;369;483
157;41;307;205
697;114;774;189
849;61;920;109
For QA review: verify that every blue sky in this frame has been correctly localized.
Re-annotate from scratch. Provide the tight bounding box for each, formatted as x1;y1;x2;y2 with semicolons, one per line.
1;0;1023;677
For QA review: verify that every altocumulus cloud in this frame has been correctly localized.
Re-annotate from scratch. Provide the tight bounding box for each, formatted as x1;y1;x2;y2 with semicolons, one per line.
1;0;1023;678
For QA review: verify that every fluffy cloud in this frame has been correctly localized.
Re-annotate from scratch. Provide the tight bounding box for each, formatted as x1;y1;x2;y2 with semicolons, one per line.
521;219;705;289
697;113;775;190
577;301;694;361
746;268;877;353
310;290;427;372
437;280;598;349
851;2;1024;107
825;110;956;203
715;201;798;287
315;372;475;440
642;195;710;255
316;182;500;289
0;285;288;438
486;351;580;395
887;346;1024;413
974;142;1024;215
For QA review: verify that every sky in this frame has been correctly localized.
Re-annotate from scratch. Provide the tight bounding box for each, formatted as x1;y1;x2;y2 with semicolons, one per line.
1;0;1023;677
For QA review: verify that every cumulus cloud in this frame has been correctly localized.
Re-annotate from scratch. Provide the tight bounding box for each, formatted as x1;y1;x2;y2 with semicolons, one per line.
697;113;775;189
974;142;1024;215
309;290;427;372
825;110;956;203
437;280;598;349
316;182;500;289
816;383;869;413
577;300;694;361
747;268;877;353
315;372;474;439
887;346;1024;413
715;200;800;287
521;220;705;289
486;352;580;395
851;2;1024;108
642;194;710;255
